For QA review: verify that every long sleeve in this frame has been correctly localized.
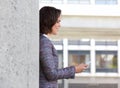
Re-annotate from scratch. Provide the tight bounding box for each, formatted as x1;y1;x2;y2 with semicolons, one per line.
40;36;75;81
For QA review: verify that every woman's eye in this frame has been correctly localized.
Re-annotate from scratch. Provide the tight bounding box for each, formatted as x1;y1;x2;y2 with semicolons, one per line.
57;20;61;23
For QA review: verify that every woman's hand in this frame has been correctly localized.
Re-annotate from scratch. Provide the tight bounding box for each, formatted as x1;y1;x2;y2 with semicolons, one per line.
75;63;88;73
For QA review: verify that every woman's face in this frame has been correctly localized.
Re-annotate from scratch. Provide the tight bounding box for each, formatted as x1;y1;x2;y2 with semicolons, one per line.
51;16;61;35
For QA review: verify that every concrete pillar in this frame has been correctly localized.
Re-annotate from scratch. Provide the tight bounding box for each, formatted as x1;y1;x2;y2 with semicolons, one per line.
0;0;39;88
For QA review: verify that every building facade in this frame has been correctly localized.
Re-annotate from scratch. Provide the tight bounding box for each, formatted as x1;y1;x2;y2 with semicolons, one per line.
39;0;120;88
39;0;120;39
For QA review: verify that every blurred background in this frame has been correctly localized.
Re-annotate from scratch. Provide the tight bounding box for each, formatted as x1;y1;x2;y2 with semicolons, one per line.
39;0;120;88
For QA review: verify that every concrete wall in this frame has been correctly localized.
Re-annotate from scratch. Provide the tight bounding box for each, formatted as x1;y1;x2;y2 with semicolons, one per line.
0;0;39;88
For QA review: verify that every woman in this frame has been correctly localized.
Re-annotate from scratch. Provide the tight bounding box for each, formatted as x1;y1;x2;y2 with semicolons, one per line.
40;6;88;88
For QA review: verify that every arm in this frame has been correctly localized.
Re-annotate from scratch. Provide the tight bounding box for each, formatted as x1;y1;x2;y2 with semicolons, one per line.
40;39;75;81
40;38;88;81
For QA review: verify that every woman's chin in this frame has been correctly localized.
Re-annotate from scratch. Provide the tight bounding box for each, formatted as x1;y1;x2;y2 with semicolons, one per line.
53;33;58;35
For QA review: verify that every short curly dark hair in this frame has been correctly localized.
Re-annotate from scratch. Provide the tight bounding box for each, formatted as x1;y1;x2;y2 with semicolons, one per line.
39;6;61;34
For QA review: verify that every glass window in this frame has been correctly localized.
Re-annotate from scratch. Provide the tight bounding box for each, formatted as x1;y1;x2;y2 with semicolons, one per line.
68;39;90;45
58;50;63;68
57;51;64;88
95;40;117;46
96;51;118;73
68;0;90;4
68;51;90;72
95;0;117;5
40;0;63;4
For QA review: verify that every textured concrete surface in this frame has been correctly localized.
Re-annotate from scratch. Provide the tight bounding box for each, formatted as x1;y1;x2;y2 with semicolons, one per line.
0;0;39;88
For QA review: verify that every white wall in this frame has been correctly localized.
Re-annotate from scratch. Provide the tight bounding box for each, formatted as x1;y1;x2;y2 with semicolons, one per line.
39;3;120;16
61;16;120;28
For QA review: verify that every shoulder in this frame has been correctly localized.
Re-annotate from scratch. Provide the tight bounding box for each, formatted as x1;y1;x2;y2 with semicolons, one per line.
40;34;53;48
40;35;51;43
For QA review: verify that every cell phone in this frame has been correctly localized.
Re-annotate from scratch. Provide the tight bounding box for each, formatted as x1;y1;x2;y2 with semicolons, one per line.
86;61;91;65
85;61;91;69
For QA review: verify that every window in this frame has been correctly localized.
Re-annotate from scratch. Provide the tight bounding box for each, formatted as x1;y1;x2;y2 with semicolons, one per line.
95;0;117;4
96;51;118;73
58;50;63;68
40;0;63;4
68;51;90;72
68;0;90;4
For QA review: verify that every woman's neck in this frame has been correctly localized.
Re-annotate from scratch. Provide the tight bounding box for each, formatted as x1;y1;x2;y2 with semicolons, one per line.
46;33;52;37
